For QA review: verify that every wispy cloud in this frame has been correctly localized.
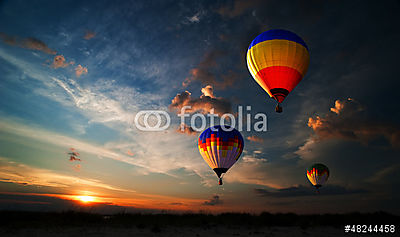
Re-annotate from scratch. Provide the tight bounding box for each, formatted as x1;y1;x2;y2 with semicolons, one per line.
0;32;56;54
0;118;151;171
83;30;96;40
182;50;241;89
0;157;132;192
255;185;367;198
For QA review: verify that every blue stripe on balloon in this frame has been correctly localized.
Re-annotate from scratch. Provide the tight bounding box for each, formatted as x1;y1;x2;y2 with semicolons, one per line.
199;126;244;143
248;29;308;51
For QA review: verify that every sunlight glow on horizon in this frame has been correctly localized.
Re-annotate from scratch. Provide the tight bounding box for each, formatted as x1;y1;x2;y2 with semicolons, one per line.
75;195;95;203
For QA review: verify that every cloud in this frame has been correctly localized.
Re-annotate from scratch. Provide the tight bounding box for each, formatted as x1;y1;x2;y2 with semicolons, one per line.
75;64;88;77
216;0;262;18
186;11;203;23
308;98;400;147
201;85;214;98
0;32;16;45
51;55;74;68
0;32;56;54
22;38;57;55
367;164;400;184
169;85;231;116
224;156;299;189
254;185;367;198
202;195;222;206
247;135;264;143
0;118;152;171
177;123;198;136
83;31;96;40
0;157;131;192
182;50;240;89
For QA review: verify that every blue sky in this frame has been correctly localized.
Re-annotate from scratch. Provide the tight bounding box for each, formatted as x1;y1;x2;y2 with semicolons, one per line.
0;0;399;214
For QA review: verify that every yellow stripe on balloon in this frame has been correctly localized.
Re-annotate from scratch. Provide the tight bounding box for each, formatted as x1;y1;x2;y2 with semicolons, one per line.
247;39;310;77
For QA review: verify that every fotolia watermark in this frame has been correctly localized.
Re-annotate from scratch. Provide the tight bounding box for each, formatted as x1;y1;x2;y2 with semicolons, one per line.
133;106;267;132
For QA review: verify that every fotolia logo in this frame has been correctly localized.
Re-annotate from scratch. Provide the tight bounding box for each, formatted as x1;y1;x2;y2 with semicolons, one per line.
133;106;267;132
134;110;171;131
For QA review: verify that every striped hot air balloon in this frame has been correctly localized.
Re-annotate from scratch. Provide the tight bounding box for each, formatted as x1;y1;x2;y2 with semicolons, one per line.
198;126;244;185
307;163;329;192
247;29;310;113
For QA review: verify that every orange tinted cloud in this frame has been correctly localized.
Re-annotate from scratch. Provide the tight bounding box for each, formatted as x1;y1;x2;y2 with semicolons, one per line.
52;55;74;68
201;85;214;98
0;32;56;54
170;85;231;116
247;135;264;143
308;98;400;147
84;31;96;40
75;64;88;77
0;157;130;192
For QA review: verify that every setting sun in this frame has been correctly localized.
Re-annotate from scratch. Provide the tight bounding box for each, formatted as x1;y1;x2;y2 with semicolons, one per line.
76;195;95;203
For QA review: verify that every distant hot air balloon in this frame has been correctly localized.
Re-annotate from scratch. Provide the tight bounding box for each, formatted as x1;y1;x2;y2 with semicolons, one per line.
247;29;310;113
67;148;81;162
198;125;244;185
306;163;329;192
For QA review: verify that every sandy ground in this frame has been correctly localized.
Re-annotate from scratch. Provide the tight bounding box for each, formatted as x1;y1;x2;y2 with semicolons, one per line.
1;226;394;237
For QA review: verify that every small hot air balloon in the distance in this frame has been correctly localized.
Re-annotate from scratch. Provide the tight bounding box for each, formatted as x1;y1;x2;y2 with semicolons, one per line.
247;29;310;113
307;163;329;193
67;148;81;162
198;125;244;185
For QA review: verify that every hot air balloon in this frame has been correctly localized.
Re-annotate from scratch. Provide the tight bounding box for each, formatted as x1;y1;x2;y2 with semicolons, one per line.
247;29;310;113
306;163;329;192
198;125;244;185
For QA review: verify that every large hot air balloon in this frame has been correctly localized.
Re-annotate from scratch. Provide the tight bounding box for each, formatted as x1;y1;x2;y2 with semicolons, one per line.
247;29;310;113
198;125;244;185
306;163;329;192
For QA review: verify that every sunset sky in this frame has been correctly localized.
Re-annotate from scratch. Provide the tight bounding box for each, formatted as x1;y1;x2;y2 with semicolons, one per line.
0;0;399;214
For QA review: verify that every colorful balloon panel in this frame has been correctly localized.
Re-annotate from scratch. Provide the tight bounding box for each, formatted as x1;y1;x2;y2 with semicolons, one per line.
307;163;329;187
198;126;244;177
247;29;310;103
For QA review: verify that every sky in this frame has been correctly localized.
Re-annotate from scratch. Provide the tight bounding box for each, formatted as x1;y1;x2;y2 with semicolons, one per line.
0;0;399;214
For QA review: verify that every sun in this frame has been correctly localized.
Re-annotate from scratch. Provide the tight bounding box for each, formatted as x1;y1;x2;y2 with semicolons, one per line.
76;195;95;203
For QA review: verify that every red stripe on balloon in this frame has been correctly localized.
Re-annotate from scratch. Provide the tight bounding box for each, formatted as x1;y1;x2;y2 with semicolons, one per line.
255;66;302;102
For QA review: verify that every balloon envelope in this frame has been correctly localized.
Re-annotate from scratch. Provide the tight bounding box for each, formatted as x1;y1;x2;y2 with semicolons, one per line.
198;126;244;180
247;29;310;103
307;163;329;188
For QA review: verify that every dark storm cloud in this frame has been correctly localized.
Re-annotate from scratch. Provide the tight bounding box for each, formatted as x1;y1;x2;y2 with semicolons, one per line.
169;85;232;116
308;98;400;148
0;32;56;54
202;195;223;206
254;185;367;198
